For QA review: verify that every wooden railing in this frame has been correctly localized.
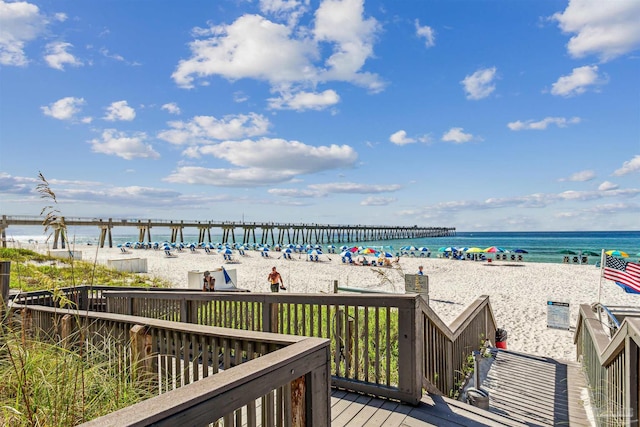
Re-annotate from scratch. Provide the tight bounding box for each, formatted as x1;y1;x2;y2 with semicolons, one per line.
100;289;495;400
11;286;497;400
574;304;640;426
10;303;331;426
418;296;496;395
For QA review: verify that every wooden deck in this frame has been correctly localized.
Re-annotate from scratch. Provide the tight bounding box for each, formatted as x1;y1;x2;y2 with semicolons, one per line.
331;389;528;426
481;350;591;426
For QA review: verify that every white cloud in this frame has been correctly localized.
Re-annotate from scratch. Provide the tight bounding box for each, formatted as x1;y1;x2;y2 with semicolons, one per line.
90;129;159;160
314;0;383;92
158;113;270;145
552;0;640;61
389;130;415;145
41;96;85;120
441;127;473;144
167;138;358;187
360;196;396;206
399;186;640;221
165;166;297;187
268;188;321;198
307;182;401;194
415;19;435;48
613;155;640;176
172;14;317;89
268;89;339;111
161;102;181;115
44;41;82;70
99;47;124;62
104;100;136;121
259;0;307;26
598;181;618;191
461;67;497;100
53;12;66;22
550;65;604;97
173;1;383;94
0;0;47;66
560;170;596;182
508;116;581;131
208;138;357;173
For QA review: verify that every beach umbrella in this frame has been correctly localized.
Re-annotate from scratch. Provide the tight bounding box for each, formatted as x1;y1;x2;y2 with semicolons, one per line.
439;247;457;252
340;251;352;258
465;247;484;253
284;247;293;253
348;246;359;253
512;248;528;254
418;247;430;252
380;252;394;258
307;249;322;255
261;247;270;252
558;249;577;255
579;250;599;256
340;245;348;251
219;248;233;255
484;246;505;253
606;250;629;258
360;247;377;255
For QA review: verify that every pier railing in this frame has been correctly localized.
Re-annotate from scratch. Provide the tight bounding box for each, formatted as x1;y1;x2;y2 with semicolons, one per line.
574;304;639;426
10;303;331;426
10;285;496;401
1;214;455;248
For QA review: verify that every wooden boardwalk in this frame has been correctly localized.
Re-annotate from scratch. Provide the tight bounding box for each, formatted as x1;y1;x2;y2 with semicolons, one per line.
330;349;593;426
481;350;591;426
331;389;528;426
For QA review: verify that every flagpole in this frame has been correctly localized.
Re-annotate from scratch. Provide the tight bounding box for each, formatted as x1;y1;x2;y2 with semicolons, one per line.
598;249;605;304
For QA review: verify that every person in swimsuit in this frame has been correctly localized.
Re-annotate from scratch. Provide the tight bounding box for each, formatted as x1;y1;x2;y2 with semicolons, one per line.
267;266;286;292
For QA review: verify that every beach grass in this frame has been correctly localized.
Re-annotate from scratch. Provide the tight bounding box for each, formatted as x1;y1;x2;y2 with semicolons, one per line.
0;248;170;292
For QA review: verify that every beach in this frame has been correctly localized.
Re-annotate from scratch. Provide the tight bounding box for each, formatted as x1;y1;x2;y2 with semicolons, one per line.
29;244;640;361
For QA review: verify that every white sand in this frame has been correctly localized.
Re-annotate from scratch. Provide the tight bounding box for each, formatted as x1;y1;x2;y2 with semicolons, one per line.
45;245;640;361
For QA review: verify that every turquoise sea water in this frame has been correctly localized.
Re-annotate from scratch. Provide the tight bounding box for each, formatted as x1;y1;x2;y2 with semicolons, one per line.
6;227;639;265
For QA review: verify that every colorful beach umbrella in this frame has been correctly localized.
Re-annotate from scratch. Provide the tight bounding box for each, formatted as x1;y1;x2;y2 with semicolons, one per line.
484;246;506;253
360;247;377;254
465;247;484;253
606;250;629;258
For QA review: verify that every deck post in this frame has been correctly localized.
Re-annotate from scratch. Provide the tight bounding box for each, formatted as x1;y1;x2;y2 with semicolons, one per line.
305;346;331;426
397;296;422;404
130;324;156;386
625;335;639;426
0;261;9;318
60;314;74;348
262;301;278;333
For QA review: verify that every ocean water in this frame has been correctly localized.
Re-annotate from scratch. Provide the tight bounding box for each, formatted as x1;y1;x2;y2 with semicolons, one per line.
4;227;639;265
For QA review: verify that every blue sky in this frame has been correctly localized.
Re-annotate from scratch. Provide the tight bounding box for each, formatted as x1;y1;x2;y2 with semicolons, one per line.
1;0;639;232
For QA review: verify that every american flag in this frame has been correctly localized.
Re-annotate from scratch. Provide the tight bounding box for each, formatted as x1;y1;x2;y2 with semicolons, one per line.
603;255;640;294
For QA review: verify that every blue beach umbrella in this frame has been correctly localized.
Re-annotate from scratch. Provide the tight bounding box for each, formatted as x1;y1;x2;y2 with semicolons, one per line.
219;248;233;255
340;251;352;258
512;248;528;254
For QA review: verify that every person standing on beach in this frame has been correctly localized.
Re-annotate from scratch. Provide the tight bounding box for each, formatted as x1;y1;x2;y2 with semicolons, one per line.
203;271;215;291
268;267;286;292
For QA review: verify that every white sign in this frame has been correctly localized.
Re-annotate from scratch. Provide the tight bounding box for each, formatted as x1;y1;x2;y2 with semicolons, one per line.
547;300;570;330
405;274;429;304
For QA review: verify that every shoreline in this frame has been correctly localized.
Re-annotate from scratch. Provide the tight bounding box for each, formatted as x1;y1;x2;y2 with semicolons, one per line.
11;243;640;361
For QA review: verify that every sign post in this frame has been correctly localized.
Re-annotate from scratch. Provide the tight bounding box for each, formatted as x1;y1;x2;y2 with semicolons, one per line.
405;274;429;304
547;300;570;330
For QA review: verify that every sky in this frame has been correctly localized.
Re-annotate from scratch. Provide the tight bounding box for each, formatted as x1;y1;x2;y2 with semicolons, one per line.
1;0;639;232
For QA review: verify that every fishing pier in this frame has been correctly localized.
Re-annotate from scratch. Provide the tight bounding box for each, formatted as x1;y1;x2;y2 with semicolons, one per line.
0;215;455;248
